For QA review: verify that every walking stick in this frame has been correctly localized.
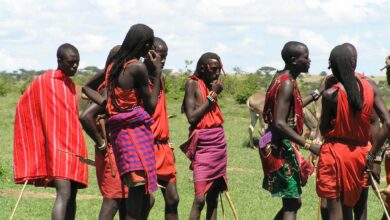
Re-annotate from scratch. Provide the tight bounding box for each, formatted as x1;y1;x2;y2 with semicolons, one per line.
317;198;321;220
9;179;28;220
369;172;390;220
224;191;239;220
220;193;226;220
98;118;115;177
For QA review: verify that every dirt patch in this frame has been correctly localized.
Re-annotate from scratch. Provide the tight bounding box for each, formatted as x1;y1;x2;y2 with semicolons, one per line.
227;167;257;173
0;189;100;200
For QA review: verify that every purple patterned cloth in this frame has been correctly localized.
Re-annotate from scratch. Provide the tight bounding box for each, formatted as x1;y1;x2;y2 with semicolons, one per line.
193;127;227;182
107;108;157;194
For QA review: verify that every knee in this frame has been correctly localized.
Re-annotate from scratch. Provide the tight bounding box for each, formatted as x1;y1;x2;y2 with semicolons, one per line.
56;187;73;203
193;196;206;210
249;125;254;132
149;194;155;207
283;198;301;212
166;193;179;209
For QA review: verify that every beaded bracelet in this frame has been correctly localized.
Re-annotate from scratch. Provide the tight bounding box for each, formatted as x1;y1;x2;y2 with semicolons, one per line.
207;91;216;103
366;152;375;161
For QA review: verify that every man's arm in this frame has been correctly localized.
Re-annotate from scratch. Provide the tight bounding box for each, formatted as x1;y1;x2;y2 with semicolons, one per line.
183;80;212;127
82;70;106;106
79;101;105;150
368;79;390;154
274;80;307;147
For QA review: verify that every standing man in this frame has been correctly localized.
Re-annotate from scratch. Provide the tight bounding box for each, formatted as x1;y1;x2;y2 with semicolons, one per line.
80;45;128;220
145;37;180;220
80;37;180;220
317;45;390;220
260;41;320;220
14;43;88;220
104;24;162;220
181;52;227;220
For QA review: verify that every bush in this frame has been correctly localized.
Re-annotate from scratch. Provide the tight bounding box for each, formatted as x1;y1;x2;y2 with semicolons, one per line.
0;74;14;96
234;86;254;104
164;73;187;100
19;78;33;94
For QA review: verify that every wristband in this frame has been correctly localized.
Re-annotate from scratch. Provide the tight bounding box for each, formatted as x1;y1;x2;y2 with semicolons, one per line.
310;89;321;101
367;152;375;161
96;142;106;151
207;95;215;103
207;91;216;103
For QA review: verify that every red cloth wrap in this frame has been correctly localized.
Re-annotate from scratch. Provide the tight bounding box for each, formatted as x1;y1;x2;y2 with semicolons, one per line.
316;77;373;207
149;78;177;182
105;59;142;116
95;146;128;198
14;69;88;188
189;75;224;129
263;72;304;135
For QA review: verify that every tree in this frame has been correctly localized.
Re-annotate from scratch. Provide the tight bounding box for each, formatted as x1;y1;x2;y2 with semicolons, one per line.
184;60;193;74
257;66;276;76
319;71;327;76
232;66;243;75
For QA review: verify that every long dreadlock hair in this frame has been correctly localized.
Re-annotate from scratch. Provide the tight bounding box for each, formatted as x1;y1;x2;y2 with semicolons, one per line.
105;24;154;84
194;52;221;79
329;45;363;114
181;52;222;114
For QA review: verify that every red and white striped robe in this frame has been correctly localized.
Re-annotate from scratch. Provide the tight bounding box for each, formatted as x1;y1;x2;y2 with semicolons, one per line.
13;69;88;188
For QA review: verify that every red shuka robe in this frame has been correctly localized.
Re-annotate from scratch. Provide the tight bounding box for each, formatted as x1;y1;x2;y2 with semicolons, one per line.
150;78;177;182
14;69;88;188
316;76;373;207
190;75;224;129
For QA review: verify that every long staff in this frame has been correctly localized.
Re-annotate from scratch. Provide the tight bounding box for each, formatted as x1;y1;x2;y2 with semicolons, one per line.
224;191;239;220
9;179;28;220
369;172;390;220
98;118;115;177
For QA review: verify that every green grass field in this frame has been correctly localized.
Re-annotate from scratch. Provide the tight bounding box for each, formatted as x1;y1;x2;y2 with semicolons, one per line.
0;84;387;219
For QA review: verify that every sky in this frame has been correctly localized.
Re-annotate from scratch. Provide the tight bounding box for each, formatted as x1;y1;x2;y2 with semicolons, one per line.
1;0;390;75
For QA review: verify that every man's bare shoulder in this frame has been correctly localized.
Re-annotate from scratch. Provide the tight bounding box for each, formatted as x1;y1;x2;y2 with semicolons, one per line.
123;60;146;75
323;87;338;102
185;78;199;89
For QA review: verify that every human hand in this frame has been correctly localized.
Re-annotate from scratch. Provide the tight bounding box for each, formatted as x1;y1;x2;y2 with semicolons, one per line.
147;50;162;74
379;184;390;196
308;152;318;167
371;162;381;183
211;79;223;94
386;55;390;67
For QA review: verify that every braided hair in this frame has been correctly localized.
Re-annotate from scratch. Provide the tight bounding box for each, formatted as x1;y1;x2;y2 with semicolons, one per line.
329;45;363;114
105;24;154;84
194;52;221;79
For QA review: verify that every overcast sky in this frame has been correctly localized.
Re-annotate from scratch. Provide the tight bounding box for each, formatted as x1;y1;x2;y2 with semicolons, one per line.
1;0;390;75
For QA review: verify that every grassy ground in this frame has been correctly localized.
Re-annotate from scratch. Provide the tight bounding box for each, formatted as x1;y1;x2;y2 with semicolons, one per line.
0;83;387;219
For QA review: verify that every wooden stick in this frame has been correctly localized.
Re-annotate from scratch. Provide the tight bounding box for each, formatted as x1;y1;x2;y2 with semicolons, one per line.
10;179;28;220
99;118;115;177
370;173;390;220
220;193;226;220
224;191;239;220
317;198;321;220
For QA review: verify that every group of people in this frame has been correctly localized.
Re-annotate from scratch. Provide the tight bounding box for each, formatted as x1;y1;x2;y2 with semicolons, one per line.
12;22;390;220
259;41;390;220
13;23;227;220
